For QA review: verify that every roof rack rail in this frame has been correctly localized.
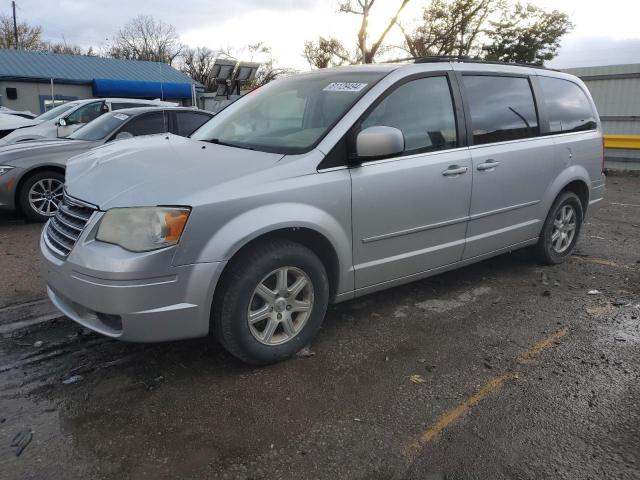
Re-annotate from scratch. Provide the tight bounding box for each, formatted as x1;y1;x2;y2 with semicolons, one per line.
386;55;549;70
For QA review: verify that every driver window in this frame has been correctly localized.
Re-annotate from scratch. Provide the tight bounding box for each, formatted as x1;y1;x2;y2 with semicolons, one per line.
66;102;104;125
361;76;457;155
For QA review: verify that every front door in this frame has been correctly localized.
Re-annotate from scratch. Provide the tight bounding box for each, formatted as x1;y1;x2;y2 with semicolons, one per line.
350;74;472;289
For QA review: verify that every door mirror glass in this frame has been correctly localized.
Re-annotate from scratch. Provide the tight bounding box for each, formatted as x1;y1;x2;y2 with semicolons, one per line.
58;118;67;127
115;131;134;140
356;126;404;158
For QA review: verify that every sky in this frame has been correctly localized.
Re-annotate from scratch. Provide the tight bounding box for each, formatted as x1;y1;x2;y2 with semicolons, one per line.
6;0;640;70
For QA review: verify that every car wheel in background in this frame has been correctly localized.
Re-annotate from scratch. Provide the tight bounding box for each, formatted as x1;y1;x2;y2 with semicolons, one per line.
532;191;583;264
18;170;65;222
212;239;330;365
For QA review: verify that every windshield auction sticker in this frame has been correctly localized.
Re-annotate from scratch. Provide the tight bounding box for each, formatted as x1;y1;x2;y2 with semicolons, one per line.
323;82;368;92
113;113;129;121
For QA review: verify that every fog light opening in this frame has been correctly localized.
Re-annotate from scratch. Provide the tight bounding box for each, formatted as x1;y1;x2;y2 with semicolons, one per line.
96;312;123;332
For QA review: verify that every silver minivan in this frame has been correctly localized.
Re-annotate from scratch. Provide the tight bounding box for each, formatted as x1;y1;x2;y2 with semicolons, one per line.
41;59;605;364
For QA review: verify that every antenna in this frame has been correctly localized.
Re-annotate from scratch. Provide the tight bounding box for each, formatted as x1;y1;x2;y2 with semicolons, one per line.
158;60;167;133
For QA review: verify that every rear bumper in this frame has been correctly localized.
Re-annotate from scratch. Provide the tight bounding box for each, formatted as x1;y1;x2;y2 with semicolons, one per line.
587;180;606;218
41;230;225;342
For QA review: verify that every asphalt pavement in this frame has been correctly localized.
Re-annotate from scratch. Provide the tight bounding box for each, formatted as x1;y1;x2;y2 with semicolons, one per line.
0;173;638;479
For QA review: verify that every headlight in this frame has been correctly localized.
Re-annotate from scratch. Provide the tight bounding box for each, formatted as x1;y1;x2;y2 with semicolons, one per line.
0;166;15;176
96;207;190;252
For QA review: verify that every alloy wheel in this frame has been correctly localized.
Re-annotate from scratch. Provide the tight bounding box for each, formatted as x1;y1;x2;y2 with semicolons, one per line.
247;266;314;346
551;204;577;254
28;178;63;217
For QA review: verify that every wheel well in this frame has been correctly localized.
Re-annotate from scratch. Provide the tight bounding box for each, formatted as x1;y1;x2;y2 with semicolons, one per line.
561;180;589;214
220;228;341;301
14;165;65;208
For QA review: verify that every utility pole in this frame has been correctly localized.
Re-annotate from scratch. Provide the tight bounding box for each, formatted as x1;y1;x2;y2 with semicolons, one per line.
12;1;19;49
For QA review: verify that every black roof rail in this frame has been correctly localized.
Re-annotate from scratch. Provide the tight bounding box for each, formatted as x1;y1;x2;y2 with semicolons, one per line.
386;55;550;70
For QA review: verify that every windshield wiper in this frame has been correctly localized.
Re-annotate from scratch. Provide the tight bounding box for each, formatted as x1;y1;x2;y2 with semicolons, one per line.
206;138;256;151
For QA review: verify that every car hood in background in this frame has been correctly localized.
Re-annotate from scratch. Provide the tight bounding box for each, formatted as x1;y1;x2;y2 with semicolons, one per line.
65;134;285;209
0;113;40;131
0;139;99;166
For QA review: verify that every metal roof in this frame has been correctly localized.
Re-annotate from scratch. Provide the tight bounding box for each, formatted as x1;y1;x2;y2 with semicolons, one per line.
0;48;199;86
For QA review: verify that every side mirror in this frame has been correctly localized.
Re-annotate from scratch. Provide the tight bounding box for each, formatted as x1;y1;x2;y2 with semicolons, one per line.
115;131;134;140
57;118;67;127
356;126;404;159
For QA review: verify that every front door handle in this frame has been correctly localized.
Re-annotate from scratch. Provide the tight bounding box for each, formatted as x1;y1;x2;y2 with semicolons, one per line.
442;165;469;177
477;159;500;171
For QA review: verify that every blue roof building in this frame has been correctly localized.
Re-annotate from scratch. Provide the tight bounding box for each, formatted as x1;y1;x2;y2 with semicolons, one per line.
0;49;201;113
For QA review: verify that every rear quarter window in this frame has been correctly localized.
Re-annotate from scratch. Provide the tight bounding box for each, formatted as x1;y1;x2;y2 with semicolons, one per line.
538;76;597;133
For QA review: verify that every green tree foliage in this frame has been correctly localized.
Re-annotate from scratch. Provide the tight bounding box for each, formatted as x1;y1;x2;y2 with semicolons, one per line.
483;3;573;64
400;0;573;65
400;0;493;57
303;37;350;69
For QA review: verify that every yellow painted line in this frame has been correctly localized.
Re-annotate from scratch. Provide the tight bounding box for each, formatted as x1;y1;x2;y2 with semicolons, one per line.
405;328;569;460
517;327;568;364
406;372;517;455
574;256;621;268
604;134;640;150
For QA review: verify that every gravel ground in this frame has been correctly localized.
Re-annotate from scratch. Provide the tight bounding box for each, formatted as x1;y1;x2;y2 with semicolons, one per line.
0;173;638;480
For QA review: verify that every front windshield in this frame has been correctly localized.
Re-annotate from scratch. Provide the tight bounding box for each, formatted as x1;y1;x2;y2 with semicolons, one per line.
36;102;78;121
191;71;387;154
69;111;131;141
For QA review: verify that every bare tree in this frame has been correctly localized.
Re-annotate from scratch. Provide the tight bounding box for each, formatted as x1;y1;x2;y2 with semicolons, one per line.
339;0;411;63
0;13;43;50
303;0;410;67
246;43;296;89
181;46;217;91
108;15;184;65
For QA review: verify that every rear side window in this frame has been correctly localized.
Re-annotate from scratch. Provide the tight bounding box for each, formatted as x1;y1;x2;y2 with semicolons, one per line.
361;76;457;155
118;112;168;137
463;75;539;145
173;112;212;137
538;77;597;133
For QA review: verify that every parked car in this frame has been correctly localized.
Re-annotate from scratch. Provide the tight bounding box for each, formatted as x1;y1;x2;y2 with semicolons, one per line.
41;59;605;365
0;106;37;119
0;98;177;145
0;107;212;221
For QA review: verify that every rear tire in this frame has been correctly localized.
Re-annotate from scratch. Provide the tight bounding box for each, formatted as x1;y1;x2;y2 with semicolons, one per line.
212;239;329;365
18;170;64;222
532;191;583;264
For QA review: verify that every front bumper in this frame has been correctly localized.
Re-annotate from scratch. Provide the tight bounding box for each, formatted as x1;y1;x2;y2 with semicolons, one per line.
41;228;225;342
0;166;24;210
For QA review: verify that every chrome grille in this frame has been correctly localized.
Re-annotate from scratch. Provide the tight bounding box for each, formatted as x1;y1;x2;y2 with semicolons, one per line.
44;194;96;257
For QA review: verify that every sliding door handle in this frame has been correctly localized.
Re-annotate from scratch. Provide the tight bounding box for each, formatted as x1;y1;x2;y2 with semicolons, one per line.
442;165;469;177
477;159;500;171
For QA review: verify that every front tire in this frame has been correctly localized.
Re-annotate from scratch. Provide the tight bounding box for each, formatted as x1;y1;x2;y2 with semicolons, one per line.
532;191;583;264
18;170;64;222
212;239;329;365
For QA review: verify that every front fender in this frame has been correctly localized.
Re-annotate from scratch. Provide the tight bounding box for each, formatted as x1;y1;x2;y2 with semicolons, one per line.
181;202;354;295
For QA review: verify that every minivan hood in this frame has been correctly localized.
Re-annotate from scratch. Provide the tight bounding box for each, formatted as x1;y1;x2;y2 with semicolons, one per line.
0;139;97;165
65;134;284;209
